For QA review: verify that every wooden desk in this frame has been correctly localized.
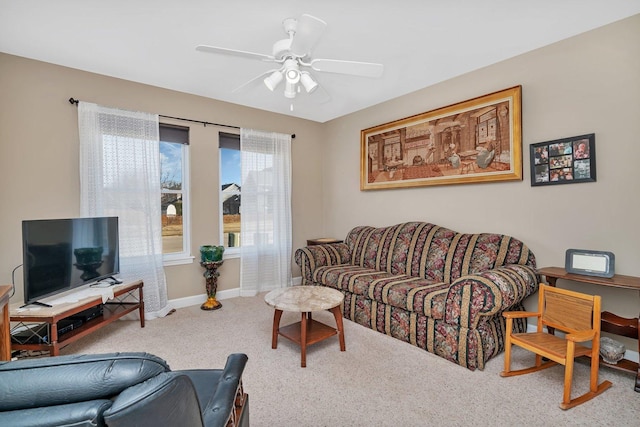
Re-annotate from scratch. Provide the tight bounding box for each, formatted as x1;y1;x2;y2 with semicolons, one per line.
539;267;640;392
0;285;12;361
10;280;144;356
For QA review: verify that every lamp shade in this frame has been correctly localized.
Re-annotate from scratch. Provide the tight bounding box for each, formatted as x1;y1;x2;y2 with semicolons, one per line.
300;72;318;93
284;81;297;99
264;70;283;91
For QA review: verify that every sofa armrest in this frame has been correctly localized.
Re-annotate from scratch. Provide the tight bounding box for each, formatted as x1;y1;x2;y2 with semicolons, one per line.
104;354;248;427
201;353;248;427
295;243;351;285
0;352;170;411
445;264;539;328
0;400;113;427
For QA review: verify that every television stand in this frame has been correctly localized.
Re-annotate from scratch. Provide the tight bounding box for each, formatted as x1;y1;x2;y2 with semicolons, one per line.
9;280;144;356
20;301;53;309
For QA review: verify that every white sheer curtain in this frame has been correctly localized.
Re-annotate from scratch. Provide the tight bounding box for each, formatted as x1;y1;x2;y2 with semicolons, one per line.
240;129;292;296
78;102;172;319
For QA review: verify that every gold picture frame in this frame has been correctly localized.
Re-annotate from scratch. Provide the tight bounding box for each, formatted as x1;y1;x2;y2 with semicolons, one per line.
360;86;522;190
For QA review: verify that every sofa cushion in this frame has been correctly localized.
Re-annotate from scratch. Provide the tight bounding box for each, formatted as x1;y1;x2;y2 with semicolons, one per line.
313;264;449;320
313;262;538;329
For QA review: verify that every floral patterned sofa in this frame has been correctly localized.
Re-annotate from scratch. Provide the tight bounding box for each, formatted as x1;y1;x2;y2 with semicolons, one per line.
294;222;539;370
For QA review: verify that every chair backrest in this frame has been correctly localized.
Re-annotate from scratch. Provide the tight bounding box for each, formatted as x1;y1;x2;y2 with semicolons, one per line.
0;352;170;411
540;284;600;333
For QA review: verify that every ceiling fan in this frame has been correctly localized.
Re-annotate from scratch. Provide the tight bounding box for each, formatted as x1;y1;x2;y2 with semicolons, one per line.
196;14;384;104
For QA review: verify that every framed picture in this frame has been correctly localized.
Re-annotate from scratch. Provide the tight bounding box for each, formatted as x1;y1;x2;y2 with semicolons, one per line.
360;86;522;190
530;133;596;186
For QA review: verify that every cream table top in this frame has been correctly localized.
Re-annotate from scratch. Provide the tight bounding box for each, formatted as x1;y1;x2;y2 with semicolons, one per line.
264;286;343;312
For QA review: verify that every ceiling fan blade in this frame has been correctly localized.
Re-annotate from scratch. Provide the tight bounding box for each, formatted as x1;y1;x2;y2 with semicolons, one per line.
289;14;327;57
310;59;384;78
196;44;275;62
232;69;282;93
308;84;331;104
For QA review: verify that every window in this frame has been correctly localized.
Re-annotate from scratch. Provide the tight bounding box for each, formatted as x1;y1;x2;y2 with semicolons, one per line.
219;132;241;252
160;125;191;264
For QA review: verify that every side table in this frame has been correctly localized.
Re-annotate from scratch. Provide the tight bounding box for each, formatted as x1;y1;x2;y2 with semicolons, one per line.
0;285;11;361
200;261;223;311
264;286;346;367
539;266;640;392
306;238;343;246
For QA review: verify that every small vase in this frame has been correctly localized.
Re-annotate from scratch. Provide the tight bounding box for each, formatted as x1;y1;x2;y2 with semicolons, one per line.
200;245;224;262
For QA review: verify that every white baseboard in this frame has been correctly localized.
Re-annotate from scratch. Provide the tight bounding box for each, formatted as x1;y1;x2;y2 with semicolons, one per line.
169;278;302;310
168;287;241;310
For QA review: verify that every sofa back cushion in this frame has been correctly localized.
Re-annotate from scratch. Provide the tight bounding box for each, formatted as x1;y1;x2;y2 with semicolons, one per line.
345;222;535;283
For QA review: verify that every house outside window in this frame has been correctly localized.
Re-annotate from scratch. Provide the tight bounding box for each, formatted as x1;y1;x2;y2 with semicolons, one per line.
160;124;191;264
219;132;241;252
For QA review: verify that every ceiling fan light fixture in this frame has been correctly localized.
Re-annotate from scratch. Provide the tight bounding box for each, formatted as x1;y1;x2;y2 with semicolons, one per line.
300;72;318;93
264;70;283;91
284;81;297;99
285;68;300;84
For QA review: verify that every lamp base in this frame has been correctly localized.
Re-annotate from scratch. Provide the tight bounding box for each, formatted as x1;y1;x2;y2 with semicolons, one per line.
200;297;222;311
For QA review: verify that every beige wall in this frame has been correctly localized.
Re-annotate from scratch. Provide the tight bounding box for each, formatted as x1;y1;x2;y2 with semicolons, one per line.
322;15;640;345
1;15;638;350
0;53;325;302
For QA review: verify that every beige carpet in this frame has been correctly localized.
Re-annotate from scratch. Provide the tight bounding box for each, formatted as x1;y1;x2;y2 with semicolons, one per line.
62;294;639;426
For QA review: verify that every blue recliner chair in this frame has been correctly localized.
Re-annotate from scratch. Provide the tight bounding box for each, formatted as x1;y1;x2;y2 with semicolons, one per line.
0;352;249;427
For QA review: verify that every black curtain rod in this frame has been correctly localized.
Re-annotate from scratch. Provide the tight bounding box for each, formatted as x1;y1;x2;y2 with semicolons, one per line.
68;98;295;138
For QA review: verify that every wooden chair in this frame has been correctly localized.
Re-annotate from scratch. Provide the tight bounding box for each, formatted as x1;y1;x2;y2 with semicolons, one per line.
501;283;612;409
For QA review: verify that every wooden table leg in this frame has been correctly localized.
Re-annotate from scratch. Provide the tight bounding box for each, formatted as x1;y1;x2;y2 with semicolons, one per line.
272;309;283;349
330;306;346;351
300;312;309;367
0;301;10;361
138;285;145;328
636;315;640;392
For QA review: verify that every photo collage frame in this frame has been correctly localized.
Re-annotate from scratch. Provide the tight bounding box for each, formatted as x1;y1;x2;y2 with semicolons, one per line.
530;133;596;186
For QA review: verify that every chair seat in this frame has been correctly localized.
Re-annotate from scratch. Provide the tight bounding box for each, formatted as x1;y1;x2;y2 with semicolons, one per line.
511;332;592;361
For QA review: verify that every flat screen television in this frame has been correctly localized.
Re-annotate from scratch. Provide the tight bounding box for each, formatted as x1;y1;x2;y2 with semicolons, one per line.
22;216;120;306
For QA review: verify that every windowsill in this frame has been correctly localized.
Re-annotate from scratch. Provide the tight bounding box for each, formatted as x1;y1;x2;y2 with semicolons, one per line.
163;255;195;266
223;248;241;259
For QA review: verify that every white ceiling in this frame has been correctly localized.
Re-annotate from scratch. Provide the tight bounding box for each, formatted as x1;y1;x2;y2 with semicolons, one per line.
1;1;638;123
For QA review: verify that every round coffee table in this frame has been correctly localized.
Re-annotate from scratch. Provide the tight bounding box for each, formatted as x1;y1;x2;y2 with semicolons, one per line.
264;286;346;367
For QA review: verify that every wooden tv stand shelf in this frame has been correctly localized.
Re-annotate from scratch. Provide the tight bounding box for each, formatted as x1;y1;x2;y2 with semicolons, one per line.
539;267;640;392
9;280;144;356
